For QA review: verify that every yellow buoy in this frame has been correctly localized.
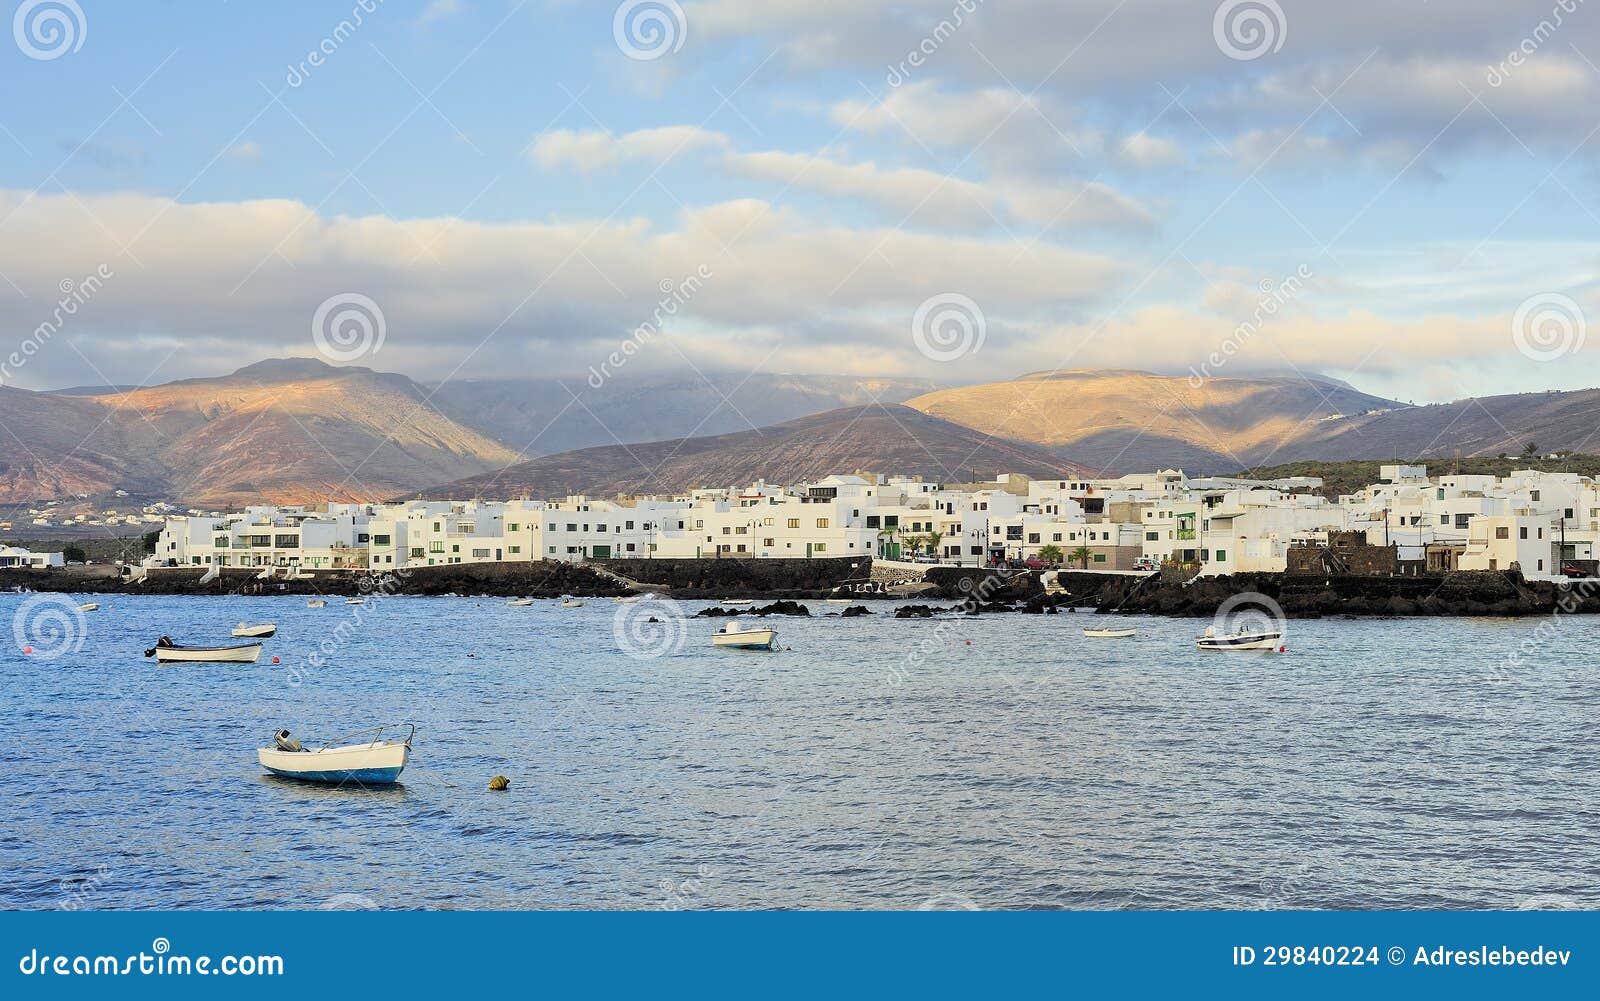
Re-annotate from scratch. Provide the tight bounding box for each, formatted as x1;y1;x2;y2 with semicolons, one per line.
488;775;509;791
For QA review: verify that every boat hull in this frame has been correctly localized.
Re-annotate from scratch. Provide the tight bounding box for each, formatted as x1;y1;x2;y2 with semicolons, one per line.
153;643;263;663
257;742;408;784
1196;632;1282;651
1083;628;1135;638
713;630;778;650
231;625;277;638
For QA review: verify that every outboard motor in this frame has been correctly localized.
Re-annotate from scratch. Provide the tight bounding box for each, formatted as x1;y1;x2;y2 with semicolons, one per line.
273;729;304;753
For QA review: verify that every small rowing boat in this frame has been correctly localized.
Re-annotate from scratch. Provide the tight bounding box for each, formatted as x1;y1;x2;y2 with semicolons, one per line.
306;599;326;608
76;602;99;612
558;596;585;608
712;620;778;650
1083;627;1135;639
144;636;263;664
506;598;536;606
345;597;365;605
719;598;755;606
1196;625;1283;651
257;723;414;785
231;622;277;638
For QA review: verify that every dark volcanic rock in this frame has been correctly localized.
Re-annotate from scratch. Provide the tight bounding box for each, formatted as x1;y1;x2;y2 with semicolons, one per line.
696;600;811;617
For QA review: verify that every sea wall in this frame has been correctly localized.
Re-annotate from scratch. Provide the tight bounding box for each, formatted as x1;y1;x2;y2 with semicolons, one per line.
590;556;866;595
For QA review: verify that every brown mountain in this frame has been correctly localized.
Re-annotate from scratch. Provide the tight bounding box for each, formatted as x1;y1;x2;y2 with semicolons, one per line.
428;371;942;456
904;369;1406;473
428;404;1086;500
2;359;518;508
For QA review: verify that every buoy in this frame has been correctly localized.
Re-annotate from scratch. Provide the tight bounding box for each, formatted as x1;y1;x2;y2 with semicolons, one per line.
965;640;972;645
272;656;280;664
22;645;32;654
488;775;509;791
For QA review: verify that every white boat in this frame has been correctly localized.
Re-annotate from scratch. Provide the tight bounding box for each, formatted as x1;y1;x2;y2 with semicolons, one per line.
712;620;778;650
231;622;277;638
1196;625;1283;651
345;597;365;605
824;598;853;605
144;636;263;664
257;723;413;785
506;598;536;606
719;598;755;606
558;596;585;608
1083;627;1135;639
76;602;99;612
613;592;657;604
306;599;326;608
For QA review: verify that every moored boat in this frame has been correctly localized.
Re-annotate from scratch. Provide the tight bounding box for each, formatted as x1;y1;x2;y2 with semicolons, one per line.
1196;625;1283;651
306;599;326;608
558;596;585;608
257;723;414;785
345;597;365;605
76;602;99;612
144;636;264;664
613;592;657;604
1083;627;1136;639
506;598;536;606
719;598;755;606
231;622;277;638
712;620;778;650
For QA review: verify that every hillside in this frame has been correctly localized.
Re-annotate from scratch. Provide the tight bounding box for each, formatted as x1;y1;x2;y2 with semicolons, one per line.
1238;453;1600;498
9;359;518;508
428;404;1085;500
1289;389;1600;463
904;369;1404;472
428;372;941;456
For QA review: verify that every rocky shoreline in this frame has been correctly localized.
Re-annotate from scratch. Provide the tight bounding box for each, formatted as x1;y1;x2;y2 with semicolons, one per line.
2;561;1595;618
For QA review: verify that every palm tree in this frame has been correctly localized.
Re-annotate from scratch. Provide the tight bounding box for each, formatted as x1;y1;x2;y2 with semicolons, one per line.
1037;543;1063;566
1070;545;1093;569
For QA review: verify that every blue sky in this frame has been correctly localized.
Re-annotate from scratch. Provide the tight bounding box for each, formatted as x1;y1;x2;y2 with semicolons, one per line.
2;0;1600;402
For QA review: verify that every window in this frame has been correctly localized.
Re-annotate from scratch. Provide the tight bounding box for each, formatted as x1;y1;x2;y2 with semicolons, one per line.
816;518;829;528
1146;531;1159;541
429;542;445;553
566;524;577;533
722;527;731;535
866;515;880;528
372;534;391;546
813;543;826;552
411;547;424;558
1519;527;1528;540
508;546;520;554
548;523;556;532
1455;514;1470;529
1093;553;1107;563
472;548;490;559
508;523;519;532
451;544;460;553
1213;550;1225;562
1028;533;1040;544
1496;527;1509;540
596;524;607;533
763;538;774;547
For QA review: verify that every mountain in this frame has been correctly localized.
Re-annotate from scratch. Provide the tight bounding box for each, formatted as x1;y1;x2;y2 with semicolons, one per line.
904;369;1406;473
428;405;1085;500
1286;389;1600;463
4;359;518;508
428;372;942;456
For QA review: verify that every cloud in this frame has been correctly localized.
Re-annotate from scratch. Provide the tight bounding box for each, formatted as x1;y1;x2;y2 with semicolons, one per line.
528;126;730;172
414;0;463;29
225;141;263;165
0;188;1124;388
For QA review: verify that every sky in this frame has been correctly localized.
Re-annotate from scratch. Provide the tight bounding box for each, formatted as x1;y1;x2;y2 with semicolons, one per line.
2;0;1599;403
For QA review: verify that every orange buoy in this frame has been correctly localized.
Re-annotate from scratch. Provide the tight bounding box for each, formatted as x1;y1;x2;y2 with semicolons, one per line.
22;645;32;654
272;656;280;664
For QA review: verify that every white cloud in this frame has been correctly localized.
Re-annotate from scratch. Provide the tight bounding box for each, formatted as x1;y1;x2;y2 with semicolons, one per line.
528;126;730;172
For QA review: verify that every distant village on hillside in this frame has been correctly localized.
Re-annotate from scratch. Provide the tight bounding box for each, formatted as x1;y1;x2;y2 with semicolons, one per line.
76;463;1600;585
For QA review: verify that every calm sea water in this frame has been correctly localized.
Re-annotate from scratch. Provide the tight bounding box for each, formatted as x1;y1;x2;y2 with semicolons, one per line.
1;592;1596;911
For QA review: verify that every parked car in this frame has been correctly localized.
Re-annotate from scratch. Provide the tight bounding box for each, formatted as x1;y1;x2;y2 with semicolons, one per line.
1023;556;1059;570
1133;558;1161;572
1561;564;1588;578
